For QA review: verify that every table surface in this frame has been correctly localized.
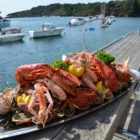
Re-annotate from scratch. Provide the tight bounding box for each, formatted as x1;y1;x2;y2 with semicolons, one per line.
6;31;140;140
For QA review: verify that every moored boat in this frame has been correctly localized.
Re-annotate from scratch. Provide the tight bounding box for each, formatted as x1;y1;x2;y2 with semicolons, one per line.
28;23;64;38
68;17;86;26
0;32;25;43
98;18;109;28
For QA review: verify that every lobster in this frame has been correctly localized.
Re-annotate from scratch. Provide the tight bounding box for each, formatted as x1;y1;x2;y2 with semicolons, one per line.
90;57;118;91
14;63;51;85
14;63;81;96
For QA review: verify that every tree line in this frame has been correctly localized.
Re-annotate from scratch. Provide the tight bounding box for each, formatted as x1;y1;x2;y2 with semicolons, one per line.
7;0;140;18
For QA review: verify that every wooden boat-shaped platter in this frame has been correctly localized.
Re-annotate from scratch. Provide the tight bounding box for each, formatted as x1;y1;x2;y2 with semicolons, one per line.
0;69;140;139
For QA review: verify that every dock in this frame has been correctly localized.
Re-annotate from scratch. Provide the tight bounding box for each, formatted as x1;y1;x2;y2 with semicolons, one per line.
9;30;140;140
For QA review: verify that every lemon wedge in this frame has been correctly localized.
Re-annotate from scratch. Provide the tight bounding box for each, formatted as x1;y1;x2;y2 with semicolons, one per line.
17;93;31;104
68;64;85;77
96;81;110;94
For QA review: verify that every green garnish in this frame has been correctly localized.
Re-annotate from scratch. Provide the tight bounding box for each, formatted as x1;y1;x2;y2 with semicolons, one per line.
50;59;69;71
96;50;115;65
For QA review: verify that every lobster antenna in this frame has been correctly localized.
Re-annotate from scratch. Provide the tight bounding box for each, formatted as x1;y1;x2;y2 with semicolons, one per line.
0;73;5;90
83;29;90;52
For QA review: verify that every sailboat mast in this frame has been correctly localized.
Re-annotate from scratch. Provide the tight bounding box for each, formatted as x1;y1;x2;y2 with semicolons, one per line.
104;1;106;17
101;0;106;17
101;0;104;16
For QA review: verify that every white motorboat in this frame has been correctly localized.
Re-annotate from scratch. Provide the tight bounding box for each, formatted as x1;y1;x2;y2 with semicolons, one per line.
0;32;25;43
98;18;109;28
29;23;64;38
68;18;86;26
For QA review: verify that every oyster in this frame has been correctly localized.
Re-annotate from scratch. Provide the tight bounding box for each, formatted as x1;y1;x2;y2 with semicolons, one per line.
12;112;32;125
64;103;75;117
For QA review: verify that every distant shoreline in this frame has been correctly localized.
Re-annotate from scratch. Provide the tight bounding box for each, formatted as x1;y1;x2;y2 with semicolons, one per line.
7;1;140;18
7;16;140;19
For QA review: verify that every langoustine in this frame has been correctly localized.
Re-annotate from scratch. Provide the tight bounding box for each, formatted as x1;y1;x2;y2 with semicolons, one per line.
0;93;12;115
0;88;15;115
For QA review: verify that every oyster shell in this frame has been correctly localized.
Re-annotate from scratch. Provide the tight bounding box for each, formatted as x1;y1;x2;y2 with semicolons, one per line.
12;113;32;125
64;103;75;117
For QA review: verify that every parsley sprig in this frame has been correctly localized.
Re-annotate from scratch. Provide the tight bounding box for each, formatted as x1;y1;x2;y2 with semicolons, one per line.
96;50;115;65
50;59;69;71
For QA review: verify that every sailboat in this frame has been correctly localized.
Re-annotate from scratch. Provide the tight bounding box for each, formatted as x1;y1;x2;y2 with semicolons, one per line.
98;0;109;28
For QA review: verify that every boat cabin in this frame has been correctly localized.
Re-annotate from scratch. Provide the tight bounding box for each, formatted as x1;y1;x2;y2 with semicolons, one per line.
42;23;56;31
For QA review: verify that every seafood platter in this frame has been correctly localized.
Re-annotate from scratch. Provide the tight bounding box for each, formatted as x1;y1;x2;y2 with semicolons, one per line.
0;50;139;139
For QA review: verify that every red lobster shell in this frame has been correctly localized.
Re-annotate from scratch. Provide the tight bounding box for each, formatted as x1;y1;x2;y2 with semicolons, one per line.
15;63;50;85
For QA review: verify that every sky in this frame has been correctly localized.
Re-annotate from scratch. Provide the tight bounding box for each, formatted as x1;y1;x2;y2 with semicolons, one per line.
0;0;109;17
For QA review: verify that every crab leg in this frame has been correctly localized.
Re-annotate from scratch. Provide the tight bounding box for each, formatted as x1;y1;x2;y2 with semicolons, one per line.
28;91;39;116
32;83;53;128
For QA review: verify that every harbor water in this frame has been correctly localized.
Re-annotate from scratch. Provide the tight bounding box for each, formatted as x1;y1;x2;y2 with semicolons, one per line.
0;17;140;91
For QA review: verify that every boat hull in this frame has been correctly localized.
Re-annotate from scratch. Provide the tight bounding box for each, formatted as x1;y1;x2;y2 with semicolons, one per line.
0;33;25;43
68;21;85;26
98;23;109;28
69;22;85;26
29;28;63;38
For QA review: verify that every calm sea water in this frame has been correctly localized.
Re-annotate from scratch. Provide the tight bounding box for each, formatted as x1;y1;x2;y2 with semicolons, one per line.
0;17;140;91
